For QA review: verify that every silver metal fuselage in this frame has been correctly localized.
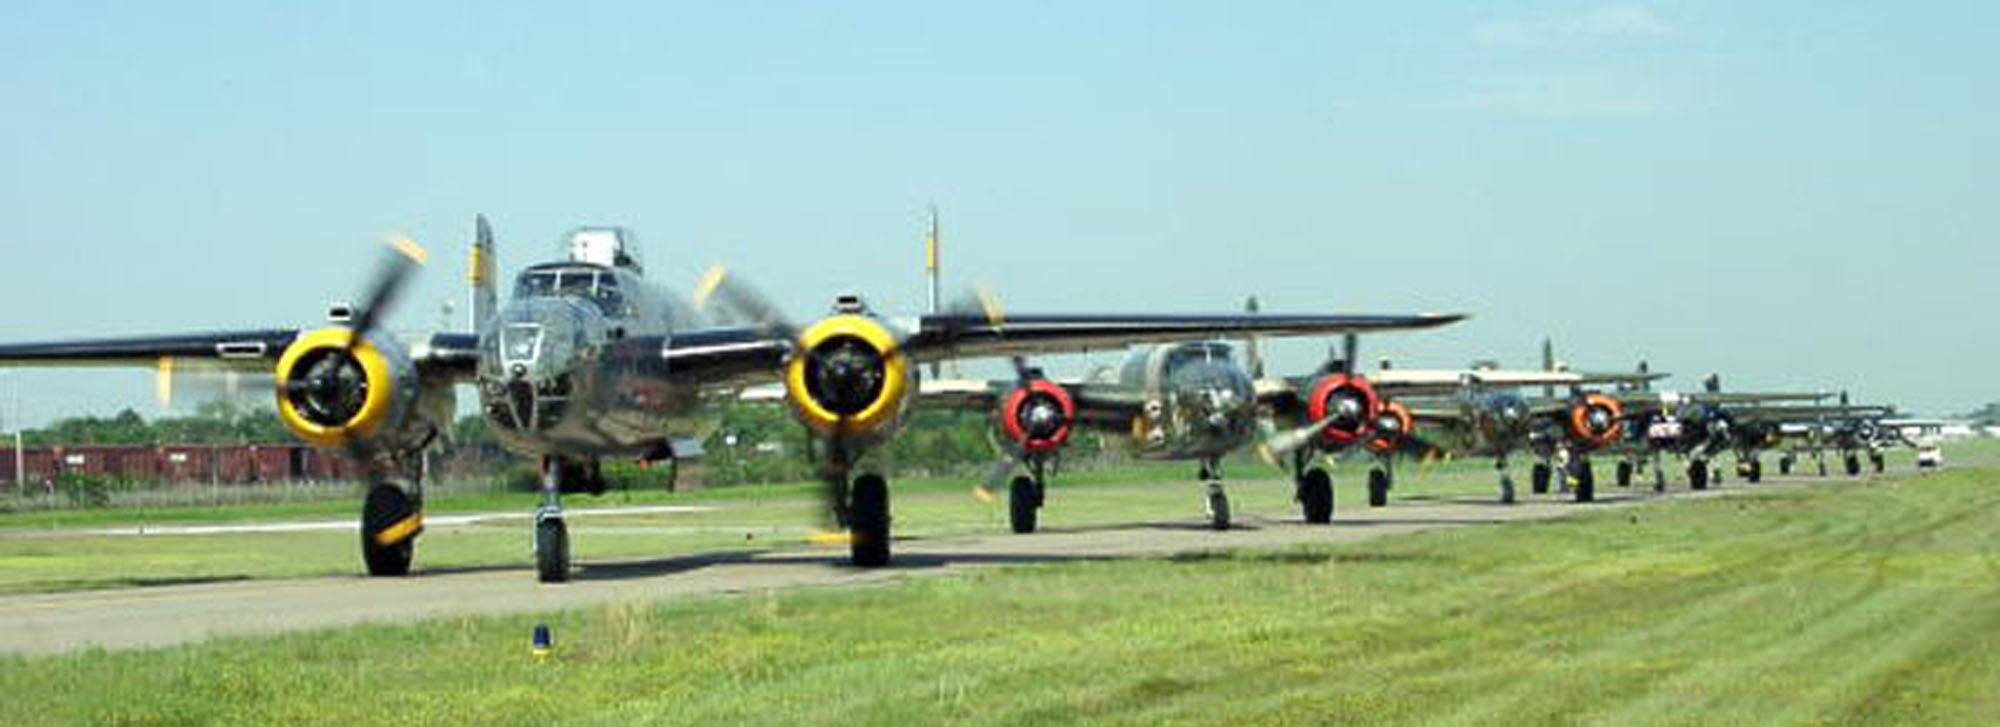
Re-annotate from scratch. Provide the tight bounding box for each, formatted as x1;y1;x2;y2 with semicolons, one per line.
476;263;711;457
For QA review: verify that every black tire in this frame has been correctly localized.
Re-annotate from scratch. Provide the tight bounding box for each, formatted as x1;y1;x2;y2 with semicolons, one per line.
361;483;417;577
1499;475;1517;504
1871;455;1885;473
1207;487;1231;531
1367;469;1390;508
535;516;569;583
1747;459;1763;484
1574;462;1595;503
1844;455;1861;477
1298;469;1333;524
1531;463;1551;494
1616;461;1633;488
1688;462;1710;490
1008;475;1039;534
850;474;891;567
1779;458;1793;476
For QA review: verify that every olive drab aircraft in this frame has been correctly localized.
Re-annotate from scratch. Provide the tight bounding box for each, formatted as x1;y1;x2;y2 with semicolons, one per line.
938;318;1646;534
1253;334;1667;512
0;217;1465;582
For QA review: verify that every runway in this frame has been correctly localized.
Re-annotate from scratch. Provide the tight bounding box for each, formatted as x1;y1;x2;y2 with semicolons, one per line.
0;482;1802;655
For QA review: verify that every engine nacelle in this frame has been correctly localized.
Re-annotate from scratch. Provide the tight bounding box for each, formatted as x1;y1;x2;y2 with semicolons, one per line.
274;327;427;453
1000;379;1075;454
1364;400;1415;454
1566;393;1624;449
1307;373;1380;447
783;314;912;447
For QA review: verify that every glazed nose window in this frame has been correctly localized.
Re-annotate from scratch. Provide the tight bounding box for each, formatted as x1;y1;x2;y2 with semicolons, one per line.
502;324;543;365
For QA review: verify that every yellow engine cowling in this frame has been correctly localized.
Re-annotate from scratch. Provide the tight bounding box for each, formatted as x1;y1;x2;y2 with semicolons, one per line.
273;327;427;453
783;315;913;448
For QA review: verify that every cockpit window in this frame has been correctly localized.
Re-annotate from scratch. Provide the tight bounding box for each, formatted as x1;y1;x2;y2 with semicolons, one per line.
514;267;628;316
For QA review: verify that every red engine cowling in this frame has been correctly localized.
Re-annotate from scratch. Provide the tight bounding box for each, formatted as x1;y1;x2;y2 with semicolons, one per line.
1566;393;1624;449
1000;379;1076;454
1365;400;1415;454
1307;373;1380;446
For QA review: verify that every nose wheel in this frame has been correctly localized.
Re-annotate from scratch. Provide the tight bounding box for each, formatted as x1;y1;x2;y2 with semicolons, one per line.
1201;458;1231;530
534;457;572;583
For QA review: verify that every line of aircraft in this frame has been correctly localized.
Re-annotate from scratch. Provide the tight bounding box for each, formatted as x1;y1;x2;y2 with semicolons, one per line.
0;218;1918;583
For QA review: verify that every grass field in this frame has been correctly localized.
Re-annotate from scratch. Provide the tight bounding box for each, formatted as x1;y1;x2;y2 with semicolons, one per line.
2;445;1995;725
0;454;1517;594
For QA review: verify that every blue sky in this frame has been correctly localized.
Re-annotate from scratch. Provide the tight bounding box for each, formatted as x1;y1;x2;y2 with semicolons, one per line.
0;1;1993;425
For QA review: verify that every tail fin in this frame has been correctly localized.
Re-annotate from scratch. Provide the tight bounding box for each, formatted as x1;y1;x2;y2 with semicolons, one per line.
1242;296;1266;379
1704;374;1721;393
1541;338;1556;398
469;214;498;331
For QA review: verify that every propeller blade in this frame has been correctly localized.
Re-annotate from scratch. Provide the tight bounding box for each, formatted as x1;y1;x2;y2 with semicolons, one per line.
974;455;1017;502
693;265;799;342
346;234;430;347
1264;412;1341;458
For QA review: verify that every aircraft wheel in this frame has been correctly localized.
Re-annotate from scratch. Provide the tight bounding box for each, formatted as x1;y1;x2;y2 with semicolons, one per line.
1844;455;1861;477
1871;454;1885;473
1615;461;1633;488
1688;461;1710;491
360;483;417;577
1747;459;1763;484
1499;475;1517;504
850;474;892;567
1008;475;1039;534
1779;457;1793;476
1206;483;1231;531
1530;463;1551;494
1367;469;1390;508
534;515;569;583
1573;462;1595;503
1298;469;1333;524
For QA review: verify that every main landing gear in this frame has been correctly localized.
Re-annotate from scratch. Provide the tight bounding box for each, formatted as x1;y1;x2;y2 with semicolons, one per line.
1736;457;1762;484
1530;460;1553;495
1366;461;1393;508
360;477;421;577
1567;456;1596;503
1201;458;1231;530
1615;459;1634;488
1008;459;1048;534
1496;457;1517;505
1687;458;1710;490
1844;453;1862;477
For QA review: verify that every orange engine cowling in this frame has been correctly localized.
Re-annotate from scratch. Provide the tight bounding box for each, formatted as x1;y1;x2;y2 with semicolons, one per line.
1566;393;1624;449
1307;373;1380;447
273;327;425;452
1365;400;1415;454
1000;379;1075;454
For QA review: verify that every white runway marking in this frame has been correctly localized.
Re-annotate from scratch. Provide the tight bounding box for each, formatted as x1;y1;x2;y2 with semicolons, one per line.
63;505;716;537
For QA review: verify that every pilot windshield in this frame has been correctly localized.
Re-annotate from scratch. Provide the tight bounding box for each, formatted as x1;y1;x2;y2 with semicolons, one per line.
514;268;627;316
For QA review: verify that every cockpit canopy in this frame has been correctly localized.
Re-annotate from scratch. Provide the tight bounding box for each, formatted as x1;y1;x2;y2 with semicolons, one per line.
1119;341;1237;383
514;264;629;317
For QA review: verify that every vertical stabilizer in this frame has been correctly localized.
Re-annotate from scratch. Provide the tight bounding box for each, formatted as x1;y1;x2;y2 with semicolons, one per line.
1541;338;1556;398
1242;296;1266;379
469;214;498;331
926;206;942;379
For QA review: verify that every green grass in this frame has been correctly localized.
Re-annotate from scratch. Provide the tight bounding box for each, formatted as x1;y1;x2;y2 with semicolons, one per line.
3;449;1997;725
0;454;1507;594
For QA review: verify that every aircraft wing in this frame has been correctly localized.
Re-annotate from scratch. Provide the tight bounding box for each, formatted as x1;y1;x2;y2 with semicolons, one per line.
0;330;485;380
911;377;1148;425
0;330;302;370
903;312;1466;362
